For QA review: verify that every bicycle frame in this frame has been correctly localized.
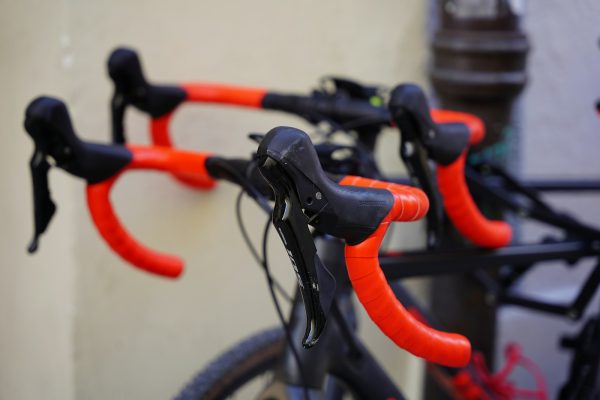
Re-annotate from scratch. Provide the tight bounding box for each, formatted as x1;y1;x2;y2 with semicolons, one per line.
381;165;600;321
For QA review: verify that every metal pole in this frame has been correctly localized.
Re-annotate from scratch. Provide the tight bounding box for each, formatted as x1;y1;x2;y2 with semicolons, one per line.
426;1;528;398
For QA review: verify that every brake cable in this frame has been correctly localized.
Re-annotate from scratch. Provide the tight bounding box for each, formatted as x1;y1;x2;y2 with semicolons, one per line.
235;189;292;303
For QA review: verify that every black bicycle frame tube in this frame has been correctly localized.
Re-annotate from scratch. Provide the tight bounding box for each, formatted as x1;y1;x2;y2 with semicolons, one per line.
466;167;600;239
484;178;600;193
266;236;405;400
380;240;600;279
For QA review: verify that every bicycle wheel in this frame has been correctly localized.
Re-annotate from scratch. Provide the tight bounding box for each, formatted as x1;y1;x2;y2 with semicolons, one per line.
174;327;357;400
174;327;285;400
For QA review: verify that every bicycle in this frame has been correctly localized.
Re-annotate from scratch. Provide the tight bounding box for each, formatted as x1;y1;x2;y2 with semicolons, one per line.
106;47;600;325
24;94;580;400
23;47;600;400
135;72;600;398
178;121;599;399
26;96;459;399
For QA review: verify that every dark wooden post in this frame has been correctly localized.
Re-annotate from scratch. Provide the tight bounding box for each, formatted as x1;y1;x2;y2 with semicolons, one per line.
426;1;528;398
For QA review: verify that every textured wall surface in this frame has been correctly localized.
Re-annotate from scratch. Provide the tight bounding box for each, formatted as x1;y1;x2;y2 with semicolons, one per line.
0;2;76;399
1;1;428;399
497;1;600;397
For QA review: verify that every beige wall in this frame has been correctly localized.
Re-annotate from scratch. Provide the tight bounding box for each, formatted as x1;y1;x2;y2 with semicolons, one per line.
1;1;427;399
1;2;76;399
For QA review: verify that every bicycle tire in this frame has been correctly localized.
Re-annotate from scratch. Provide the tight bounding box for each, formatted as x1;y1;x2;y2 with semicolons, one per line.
174;327;285;400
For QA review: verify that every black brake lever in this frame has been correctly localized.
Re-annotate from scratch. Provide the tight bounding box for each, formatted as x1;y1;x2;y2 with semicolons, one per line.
390;84;468;165
389;84;471;248
107;48;186;144
247;133;265;144
111;91;127;144
392;106;443;249
27;150;56;253
261;157;336;348
24;96;132;254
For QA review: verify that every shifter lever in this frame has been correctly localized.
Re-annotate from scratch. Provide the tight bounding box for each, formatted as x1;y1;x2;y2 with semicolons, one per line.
260;156;336;348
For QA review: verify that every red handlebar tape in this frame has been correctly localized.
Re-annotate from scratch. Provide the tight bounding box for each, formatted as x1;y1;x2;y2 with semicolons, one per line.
182;83;267;106
340;176;471;367
431;109;512;248
150;83;267;188
86;145;216;278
